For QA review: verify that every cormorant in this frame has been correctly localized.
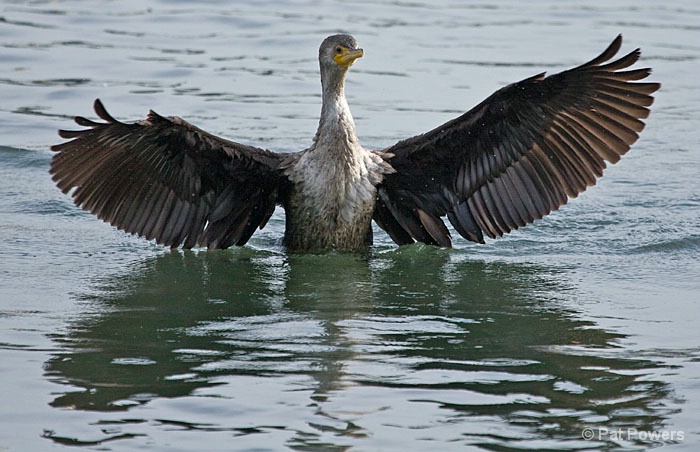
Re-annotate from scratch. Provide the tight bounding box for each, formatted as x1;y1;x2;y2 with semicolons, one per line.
50;34;659;252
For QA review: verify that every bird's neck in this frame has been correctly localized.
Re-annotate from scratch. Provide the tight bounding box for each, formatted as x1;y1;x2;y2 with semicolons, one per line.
314;71;358;150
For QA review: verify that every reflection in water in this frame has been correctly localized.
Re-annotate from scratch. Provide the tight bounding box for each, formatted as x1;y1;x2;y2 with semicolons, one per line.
44;249;673;449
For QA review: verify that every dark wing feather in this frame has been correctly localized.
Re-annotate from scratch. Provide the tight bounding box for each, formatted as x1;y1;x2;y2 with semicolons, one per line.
50;99;291;249
374;35;660;246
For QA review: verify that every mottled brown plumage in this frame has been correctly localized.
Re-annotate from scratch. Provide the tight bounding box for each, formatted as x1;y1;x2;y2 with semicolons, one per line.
50;34;659;252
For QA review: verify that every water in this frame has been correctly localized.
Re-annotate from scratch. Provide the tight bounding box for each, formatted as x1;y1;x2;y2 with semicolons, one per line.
1;0;699;450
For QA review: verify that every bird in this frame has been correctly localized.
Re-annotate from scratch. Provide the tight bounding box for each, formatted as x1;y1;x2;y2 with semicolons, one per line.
50;34;659;252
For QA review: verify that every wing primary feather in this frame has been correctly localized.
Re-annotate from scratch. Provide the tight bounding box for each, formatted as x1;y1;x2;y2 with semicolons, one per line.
595;81;657;105
495;170;528;227
529;146;568;207
469;190;500;238
374;191;416;245
484;177;515;232
517;156;555;214
74;116;103;127
161;198;188;245
507;163;543;221
417;209;452;247
134;187;162;236
595;49;640;72
594;92;651;119
447;202;485;244
535;135;583;197
560;111;626;163
93;98;121;123
597;67;652;82
549;119;604;179
589;99;645;133
579;35;622;68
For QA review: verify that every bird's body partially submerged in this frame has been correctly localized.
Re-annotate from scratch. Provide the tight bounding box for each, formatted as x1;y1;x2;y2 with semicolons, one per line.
282;35;394;250
283;139;391;251
50;34;660;252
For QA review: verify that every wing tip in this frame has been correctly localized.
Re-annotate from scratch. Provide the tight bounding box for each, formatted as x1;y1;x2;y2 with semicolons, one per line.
93;98;121;123
580;34;626;69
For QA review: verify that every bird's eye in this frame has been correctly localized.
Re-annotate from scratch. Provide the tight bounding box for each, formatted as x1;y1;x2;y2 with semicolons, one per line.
335;46;343;54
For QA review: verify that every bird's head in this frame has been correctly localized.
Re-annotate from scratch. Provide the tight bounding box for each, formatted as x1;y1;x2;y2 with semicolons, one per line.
319;34;364;72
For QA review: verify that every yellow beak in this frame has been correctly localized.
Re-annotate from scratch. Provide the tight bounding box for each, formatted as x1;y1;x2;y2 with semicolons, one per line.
333;47;364;68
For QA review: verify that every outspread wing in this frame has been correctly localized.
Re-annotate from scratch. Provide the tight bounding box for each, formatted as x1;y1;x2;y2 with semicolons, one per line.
373;35;660;247
50;99;291;249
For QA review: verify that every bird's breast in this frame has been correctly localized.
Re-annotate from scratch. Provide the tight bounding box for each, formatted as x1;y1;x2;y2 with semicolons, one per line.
282;146;384;251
